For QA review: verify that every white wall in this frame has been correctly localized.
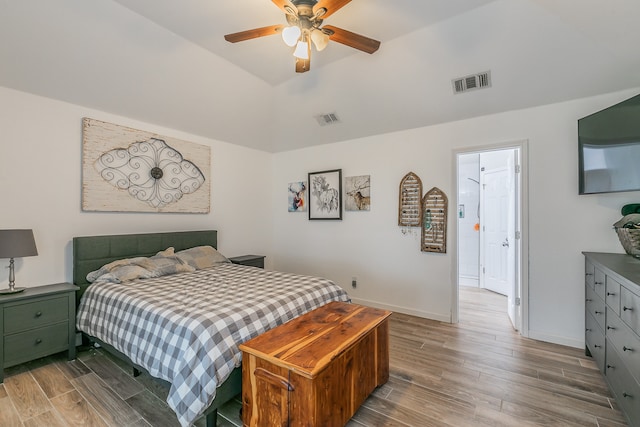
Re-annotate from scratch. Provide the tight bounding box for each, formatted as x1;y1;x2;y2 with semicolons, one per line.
3;84;639;349
272;88;640;348
0;86;274;289
457;153;480;287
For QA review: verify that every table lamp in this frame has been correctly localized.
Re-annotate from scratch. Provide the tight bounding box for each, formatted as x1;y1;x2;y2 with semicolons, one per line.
0;229;38;294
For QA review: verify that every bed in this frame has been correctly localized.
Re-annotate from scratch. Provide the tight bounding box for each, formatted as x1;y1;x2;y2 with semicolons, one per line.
73;230;349;427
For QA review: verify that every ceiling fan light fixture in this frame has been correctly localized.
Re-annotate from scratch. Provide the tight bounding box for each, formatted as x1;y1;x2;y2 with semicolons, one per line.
282;25;301;47
311;29;329;51
293;39;309;59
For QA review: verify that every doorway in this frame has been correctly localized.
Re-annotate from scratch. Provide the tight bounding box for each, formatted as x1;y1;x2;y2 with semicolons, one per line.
452;142;528;336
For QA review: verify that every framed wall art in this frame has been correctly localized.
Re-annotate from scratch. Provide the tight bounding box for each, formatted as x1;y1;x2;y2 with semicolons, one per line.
345;175;371;211
288;181;307;212
308;169;342;220
82;118;210;213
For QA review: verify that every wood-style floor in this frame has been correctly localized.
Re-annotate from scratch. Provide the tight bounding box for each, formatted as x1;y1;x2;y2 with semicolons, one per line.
0;287;628;426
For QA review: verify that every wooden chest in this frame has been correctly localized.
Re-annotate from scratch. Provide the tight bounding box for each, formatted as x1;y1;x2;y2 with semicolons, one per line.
240;301;391;427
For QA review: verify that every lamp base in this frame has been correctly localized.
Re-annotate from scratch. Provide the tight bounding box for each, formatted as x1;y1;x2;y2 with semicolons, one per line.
0;287;26;295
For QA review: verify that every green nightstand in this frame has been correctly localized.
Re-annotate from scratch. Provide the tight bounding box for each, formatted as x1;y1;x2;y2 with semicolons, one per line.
229;255;265;269
0;282;78;383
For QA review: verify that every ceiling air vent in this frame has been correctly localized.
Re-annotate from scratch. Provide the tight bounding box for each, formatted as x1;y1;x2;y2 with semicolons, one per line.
315;112;341;127
452;71;491;94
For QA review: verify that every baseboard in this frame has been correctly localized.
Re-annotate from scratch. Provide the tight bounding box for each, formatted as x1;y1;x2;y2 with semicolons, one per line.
527;330;583;349
349;297;451;323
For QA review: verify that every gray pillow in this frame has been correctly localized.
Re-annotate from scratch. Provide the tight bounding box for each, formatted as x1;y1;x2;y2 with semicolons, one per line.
175;245;230;270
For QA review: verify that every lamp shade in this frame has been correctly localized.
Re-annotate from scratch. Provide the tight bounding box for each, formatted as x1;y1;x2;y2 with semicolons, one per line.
282;25;301;47
0;229;38;259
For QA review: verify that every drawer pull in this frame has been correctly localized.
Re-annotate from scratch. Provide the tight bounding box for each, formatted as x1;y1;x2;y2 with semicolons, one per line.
35;311;42;317
607;326;615;330
594;311;603;315
623;306;633;312
253;368;295;392
623;346;633;352
607;364;614;369
586;298;592;302
35;338;42;345
595;281;603;285
594;344;602;349
586;328;591;332
607;292;616;296
585;273;593;276
623;392;633;398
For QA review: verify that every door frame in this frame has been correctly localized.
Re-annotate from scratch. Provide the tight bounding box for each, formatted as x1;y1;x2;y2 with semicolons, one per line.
451;140;529;338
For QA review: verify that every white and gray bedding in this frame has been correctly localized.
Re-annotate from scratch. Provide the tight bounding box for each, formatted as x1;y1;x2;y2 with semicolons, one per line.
76;262;349;427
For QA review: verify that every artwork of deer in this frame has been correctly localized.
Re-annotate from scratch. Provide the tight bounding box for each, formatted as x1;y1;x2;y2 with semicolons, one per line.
311;175;339;213
345;175;371;211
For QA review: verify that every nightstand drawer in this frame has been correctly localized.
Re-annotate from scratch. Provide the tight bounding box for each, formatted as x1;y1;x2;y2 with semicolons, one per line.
606;343;640;426
4;322;69;367
3;296;69;334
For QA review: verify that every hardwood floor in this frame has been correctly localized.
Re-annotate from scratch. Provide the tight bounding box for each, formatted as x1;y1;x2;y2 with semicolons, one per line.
0;288;627;426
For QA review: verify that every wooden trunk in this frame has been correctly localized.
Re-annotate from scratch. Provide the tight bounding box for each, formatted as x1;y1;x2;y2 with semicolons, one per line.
240;301;391;427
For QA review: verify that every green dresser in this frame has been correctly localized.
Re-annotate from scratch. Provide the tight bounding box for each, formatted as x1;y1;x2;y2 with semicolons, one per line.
0;282;78;383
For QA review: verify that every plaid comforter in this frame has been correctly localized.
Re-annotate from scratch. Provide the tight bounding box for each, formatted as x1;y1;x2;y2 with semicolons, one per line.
76;263;350;426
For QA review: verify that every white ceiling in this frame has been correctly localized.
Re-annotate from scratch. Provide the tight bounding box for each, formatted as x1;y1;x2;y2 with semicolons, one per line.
1;0;640;152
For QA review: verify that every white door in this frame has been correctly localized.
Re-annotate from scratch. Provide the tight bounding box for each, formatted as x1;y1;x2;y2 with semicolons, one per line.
479;150;518;329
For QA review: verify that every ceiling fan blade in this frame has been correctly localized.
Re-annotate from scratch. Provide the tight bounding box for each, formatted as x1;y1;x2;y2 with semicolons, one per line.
295;57;311;73
313;0;352;19
322;25;380;54
224;25;285;43
272;0;298;15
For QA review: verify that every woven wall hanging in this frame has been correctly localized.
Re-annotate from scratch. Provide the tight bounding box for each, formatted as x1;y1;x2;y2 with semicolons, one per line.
398;172;423;227
421;187;448;253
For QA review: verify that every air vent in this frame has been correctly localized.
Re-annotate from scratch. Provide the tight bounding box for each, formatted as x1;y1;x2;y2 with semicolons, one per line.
315;112;341;127
452;71;491;94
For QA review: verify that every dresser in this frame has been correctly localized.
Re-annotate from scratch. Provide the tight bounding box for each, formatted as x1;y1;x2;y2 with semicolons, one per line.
584;252;640;426
0;282;78;383
240;301;391;427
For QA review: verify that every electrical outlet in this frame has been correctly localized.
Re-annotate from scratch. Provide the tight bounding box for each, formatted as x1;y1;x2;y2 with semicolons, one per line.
351;277;357;288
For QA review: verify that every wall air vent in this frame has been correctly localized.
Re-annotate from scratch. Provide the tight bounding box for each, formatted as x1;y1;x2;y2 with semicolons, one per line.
452;71;491;94
315;112;341;127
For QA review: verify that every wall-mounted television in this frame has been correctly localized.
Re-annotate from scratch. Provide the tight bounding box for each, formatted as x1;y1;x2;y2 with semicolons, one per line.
578;94;640;195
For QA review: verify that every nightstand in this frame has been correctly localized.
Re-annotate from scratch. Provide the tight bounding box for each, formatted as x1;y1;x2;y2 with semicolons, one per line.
0;282;79;383
229;255;265;269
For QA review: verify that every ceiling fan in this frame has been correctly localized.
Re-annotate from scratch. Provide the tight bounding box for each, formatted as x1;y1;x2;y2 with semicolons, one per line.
224;0;380;73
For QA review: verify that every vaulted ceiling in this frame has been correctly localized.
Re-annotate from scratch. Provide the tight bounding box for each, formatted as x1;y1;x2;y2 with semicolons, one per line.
1;0;640;152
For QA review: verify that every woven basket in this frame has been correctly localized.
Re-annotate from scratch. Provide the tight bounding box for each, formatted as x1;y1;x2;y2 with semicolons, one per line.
615;227;640;257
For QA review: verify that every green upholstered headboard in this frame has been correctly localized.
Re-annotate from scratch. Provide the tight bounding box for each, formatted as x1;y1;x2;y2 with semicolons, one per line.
73;230;217;301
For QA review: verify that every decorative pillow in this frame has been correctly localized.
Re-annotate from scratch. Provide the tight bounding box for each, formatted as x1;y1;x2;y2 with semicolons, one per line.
155;247;175;257
148;255;196;276
175;245;230;270
87;256;156;283
91;264;156;284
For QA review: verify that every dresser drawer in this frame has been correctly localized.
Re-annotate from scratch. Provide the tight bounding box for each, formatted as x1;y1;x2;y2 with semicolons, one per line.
606;343;640;426
586;312;606;371
3;296;69;334
593;268;606;301
607;312;640;386
586;285;606;332
621;286;640;332
605;276;621;315
3;322;69;367
585;260;595;290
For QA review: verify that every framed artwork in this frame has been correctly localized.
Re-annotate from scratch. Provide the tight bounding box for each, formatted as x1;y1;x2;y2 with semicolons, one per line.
308;169;342;220
345;175;371;211
288;181;307;212
82;118;210;213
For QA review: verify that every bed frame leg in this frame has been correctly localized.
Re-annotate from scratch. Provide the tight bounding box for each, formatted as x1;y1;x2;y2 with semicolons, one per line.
206;409;217;427
133;367;141;377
